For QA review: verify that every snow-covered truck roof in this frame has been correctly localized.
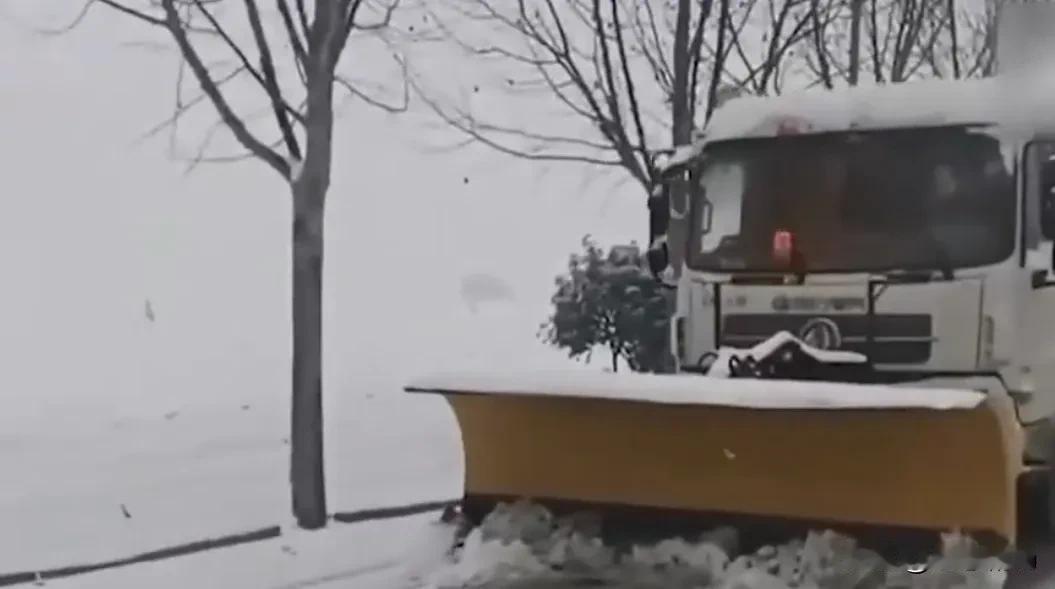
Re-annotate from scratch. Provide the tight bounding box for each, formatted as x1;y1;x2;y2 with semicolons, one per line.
682;74;1055;155
657;74;1055;173
704;77;1003;142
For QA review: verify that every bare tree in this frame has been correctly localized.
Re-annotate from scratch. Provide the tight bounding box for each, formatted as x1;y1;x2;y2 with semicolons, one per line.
927;0;996;78
410;1;724;182
406;1;742;275
715;0;815;96
60;0;406;529
802;0;995;86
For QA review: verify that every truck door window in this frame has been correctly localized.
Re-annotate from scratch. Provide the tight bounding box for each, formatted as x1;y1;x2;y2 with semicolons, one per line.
697;160;744;254
1025;141;1055;249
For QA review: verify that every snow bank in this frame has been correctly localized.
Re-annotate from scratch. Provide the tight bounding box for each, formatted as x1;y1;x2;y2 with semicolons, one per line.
405;500;1008;589
405;366;985;411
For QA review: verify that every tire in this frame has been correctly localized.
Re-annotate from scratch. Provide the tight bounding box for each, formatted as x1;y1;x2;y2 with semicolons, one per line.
1049;423;1055;537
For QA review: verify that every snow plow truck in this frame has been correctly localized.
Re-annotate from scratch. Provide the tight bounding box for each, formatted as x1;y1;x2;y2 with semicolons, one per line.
405;75;1055;561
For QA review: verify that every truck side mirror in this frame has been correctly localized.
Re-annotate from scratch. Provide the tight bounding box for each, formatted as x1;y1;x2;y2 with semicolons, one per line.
647;240;669;277
1042;186;1055;240
649;183;670;240
1040;160;1055;240
647;182;671;281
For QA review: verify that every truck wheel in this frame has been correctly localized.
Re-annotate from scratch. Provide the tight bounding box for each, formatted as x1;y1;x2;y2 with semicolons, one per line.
1017;467;1050;546
1017;418;1055;548
1049;432;1055;536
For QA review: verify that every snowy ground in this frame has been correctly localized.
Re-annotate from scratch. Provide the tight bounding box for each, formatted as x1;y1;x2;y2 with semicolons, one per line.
0;387;457;574
0;303;590;587
0;6;643;585
42;515;442;589
0;365;460;586
35;491;1028;589
0;5;1052;588
0;366;1037;589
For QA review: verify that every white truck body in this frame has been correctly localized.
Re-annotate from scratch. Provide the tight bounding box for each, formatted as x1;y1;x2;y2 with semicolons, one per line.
661;75;1055;455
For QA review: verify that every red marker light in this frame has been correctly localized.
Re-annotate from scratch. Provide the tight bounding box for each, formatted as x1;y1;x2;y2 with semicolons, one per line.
773;229;794;265
775;117;808;135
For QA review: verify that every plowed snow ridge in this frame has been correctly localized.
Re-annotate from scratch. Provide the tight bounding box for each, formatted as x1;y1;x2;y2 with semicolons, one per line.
403;501;1008;589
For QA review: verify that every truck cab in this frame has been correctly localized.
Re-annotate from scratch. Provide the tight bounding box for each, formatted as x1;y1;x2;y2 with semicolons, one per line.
650;77;1055;461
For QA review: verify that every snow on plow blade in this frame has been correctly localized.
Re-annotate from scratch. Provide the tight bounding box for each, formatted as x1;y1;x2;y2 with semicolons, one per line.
405;370;1025;554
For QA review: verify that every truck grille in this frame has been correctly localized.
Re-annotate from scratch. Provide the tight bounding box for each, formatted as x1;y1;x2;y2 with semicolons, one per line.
719;314;933;364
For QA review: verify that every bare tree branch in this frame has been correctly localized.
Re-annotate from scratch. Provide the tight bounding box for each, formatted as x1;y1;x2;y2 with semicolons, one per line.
687;0;715;121
809;0;833;88
352;0;399;32
189;0;306;128
277;0;310;82
412;83;623;166
609;0;650;167
160;0;291;178
98;0;167;27
790;0;991;87
42;0;216;35
412;0;733;194
335;54;410;113
705;0;730;121
42;0;98;34
133;64;248;146
243;0;303;159
179;114;287;175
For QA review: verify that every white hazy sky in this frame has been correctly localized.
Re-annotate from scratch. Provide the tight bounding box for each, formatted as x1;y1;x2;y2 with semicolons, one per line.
0;2;644;428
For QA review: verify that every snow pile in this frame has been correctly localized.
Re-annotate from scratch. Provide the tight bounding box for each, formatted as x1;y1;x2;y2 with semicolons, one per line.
406;367;985;411
403;500;1009;589
703;331;866;378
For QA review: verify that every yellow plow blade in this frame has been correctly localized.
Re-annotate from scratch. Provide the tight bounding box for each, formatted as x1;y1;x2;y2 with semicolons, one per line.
407;371;1025;553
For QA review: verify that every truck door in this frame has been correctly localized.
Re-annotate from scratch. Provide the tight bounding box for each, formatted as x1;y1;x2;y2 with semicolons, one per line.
1021;139;1055;425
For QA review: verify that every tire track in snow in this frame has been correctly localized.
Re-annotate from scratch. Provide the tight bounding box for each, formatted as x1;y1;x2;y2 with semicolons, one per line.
269;560;401;589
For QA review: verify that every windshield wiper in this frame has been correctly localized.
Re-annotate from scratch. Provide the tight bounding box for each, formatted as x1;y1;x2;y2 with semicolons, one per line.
882;241;953;282
926;232;955;281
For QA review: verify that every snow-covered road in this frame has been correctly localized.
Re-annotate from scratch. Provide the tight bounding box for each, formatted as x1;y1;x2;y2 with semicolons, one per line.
0;384;461;581
2;382;1052;589
42;516;440;589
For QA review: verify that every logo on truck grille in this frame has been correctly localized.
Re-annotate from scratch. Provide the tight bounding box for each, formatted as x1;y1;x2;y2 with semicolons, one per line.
798;317;842;350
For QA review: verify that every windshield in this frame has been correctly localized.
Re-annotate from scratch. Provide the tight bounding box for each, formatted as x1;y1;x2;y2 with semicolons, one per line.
686;126;1016;273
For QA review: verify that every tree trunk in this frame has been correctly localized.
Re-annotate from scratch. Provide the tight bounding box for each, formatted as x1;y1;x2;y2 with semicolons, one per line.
287;48;337;530
671;0;693;149
611;349;619;372
947;0;960;79
849;0;864;85
705;0;731;122
290;181;328;529
665;0;694;279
